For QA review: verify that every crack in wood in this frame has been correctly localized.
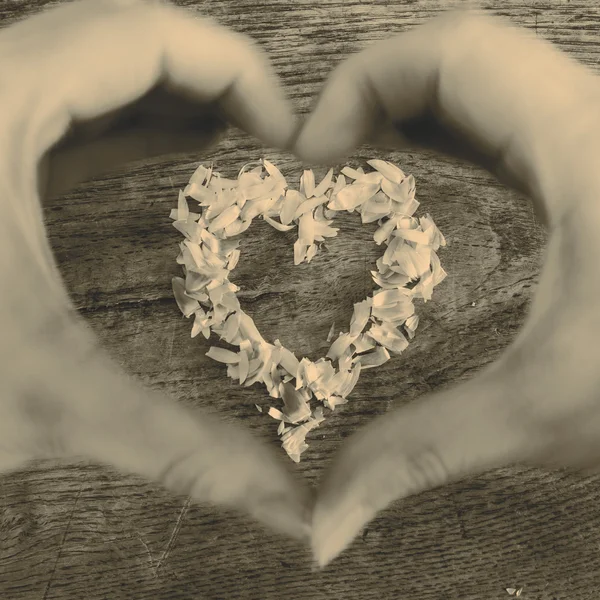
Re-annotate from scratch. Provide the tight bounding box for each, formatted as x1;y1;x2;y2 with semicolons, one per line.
42;486;83;600
153;497;191;577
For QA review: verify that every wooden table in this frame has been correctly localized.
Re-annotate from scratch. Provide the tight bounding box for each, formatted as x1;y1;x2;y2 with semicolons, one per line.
1;1;599;599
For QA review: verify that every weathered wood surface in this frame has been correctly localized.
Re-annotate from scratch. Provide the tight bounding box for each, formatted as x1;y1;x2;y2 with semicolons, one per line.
1;1;600;599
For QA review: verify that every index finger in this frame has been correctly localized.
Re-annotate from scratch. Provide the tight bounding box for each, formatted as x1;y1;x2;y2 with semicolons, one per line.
294;9;600;225
8;0;296;157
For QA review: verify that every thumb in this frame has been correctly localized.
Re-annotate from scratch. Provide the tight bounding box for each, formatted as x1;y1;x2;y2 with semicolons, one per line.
311;368;529;568
8;310;313;542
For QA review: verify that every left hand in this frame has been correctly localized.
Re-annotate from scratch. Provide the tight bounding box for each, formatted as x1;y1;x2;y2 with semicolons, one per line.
0;0;312;542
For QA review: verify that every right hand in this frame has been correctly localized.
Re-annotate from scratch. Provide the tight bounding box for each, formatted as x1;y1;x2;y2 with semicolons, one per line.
294;9;600;567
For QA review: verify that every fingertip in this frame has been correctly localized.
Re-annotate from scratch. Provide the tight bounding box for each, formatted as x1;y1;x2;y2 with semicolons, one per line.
311;500;374;568
161;9;298;150
219;68;298;149
250;490;314;542
293;66;379;164
282;116;305;154
293;112;355;165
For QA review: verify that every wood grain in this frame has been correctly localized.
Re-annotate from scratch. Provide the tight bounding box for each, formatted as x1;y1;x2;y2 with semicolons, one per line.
1;1;599;599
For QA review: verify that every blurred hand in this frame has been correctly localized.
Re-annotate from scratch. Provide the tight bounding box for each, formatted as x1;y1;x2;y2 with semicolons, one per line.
295;9;600;567
0;0;312;542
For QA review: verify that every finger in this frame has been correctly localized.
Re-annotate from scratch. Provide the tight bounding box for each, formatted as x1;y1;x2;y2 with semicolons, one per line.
294;8;600;223
311;370;530;568
7;313;313;542
40;114;226;199
12;0;296;165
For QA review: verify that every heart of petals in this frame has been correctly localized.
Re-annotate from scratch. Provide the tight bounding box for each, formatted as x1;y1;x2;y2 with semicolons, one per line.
170;158;447;462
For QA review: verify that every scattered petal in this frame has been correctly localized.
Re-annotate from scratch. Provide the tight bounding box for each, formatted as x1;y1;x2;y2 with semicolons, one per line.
326;322;336;342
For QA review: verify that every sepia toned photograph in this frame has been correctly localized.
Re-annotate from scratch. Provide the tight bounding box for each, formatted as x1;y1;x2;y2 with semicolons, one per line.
0;0;598;598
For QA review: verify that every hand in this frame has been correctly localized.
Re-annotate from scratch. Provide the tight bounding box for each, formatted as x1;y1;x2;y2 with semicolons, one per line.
295;8;600;566
0;0;312;542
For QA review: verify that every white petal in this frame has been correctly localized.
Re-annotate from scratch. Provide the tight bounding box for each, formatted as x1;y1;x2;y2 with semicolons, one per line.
276;344;300;378
280;190;305;225
305;243;319;263
367;159;405;184
331;174;347;196
349;299;372;335
327;332;358;361
352;334;376;354
172;277;199;317
431;251;447;286
206;346;240;364
381;176;411;202
208;204;241;233
191;308;207;338
373;215;401;245
264;215;296;232
354;346;390;369
404;314;419;339
294;239;308;265
189;163;210;187
224;218;252;237
268;406;285;420
238;311;265;344
177;189;190;221
394;227;430;246
185;182;216;205
262;158;287;184
227;248;241;270
339;364;362;397
313;168;334;197
209;177;239;190
301;169;316;197
340;166;362;180
392;197;420;217
295;195;329;219
326;322;336;342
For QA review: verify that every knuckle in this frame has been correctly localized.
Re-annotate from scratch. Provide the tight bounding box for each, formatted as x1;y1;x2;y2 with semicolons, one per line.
158;450;201;497
34;308;99;363
402;448;450;494
364;447;450;514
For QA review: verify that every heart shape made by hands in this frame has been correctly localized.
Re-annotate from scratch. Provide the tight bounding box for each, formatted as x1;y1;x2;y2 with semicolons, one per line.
169;158;447;462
